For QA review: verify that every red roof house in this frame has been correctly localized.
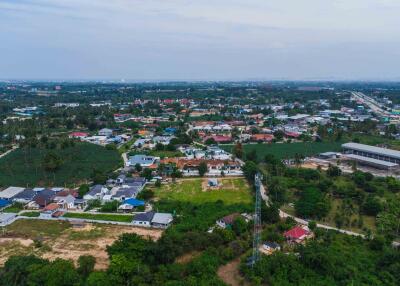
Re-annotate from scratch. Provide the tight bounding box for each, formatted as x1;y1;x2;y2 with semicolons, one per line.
284;226;311;243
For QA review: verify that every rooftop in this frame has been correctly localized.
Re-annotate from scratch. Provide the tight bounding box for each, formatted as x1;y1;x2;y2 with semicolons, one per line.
342;142;400;159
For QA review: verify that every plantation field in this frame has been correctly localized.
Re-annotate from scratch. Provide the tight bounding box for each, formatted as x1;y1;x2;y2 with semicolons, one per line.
0;143;122;187
153;178;253;205
221;142;343;161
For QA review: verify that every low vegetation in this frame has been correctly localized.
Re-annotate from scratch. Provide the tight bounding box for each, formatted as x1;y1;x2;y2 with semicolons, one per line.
0;142;121;187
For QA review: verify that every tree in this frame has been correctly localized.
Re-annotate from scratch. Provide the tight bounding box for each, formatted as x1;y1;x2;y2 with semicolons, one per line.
233;143;243;159
26;258;80;286
141;168;153;180
135;163;142;172
295;188;330;219
242;161;258;184
78;184;89;198
268;178;287;204
198;161;208;177
77;255;96;278
362;196;382;216
232;217;247;236
246;149;257;162
42;152;63;172
205;138;216;145
327;164;341;177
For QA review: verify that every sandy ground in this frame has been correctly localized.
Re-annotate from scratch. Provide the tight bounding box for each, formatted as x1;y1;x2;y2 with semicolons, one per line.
217;257;249;286
175;251;201;264
0;223;163;270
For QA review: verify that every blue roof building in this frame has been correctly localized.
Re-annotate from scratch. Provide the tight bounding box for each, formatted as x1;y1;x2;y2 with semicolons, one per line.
123;198;145;207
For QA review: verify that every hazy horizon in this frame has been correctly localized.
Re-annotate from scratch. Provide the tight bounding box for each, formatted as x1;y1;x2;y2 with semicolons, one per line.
1;1;400;80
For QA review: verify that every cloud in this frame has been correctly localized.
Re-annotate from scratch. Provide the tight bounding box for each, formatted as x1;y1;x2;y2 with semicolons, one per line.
0;0;399;80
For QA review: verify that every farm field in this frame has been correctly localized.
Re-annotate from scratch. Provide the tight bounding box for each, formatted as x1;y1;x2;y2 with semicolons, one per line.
0;142;122;187
152;177;253;205
0;219;162;269
221;142;343;161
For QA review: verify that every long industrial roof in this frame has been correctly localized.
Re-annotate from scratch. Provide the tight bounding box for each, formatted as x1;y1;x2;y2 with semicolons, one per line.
345;154;399;167
342;142;400;160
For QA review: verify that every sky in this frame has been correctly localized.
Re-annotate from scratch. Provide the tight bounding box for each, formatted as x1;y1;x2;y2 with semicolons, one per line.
0;0;399;81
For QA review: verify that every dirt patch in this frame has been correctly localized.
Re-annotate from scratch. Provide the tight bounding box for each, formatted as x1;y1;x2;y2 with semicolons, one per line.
175;251;201;264
217;258;249;286
0;222;163;270
0;238;34;247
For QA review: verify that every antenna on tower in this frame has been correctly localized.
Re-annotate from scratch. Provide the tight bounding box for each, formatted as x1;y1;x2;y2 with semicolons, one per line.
249;172;262;267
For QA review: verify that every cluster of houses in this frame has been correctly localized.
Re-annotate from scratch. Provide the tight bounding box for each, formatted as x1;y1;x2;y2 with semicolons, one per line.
0;187;85;210
83;175;147;210
0;175;148;215
127;144;243;177
69;128;131;146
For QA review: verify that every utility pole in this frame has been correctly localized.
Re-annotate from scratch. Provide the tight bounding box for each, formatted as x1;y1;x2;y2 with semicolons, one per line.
249;172;262;267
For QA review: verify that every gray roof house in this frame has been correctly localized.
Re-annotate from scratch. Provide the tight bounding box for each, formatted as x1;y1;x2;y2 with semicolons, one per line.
113;187;140;201
151;213;173;229
12;189;36;203
98;128;113;137
132;211;155;227
83;185;108;201
0;187;25;200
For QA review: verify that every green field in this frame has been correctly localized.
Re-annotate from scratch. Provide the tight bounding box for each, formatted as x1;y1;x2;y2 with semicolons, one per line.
0;142;122;187
63;212;133;223
221;142;343;161
153;178;253;205
6;220;70;238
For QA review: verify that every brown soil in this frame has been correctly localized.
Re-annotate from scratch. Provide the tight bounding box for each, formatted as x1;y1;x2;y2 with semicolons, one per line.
175;251;201;264
217;257;249;286
0;223;163;270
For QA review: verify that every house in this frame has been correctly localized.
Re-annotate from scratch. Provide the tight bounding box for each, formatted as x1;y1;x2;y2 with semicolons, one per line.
83;185;108;201
151;213;173;229
251;134;274;143
98;128;113;137
208;178;219;187
0;187;25;200
216;213;240;229
118;198;145;211
0;213;17;226
54;194;76;209
69;132;88;139
113;187;140;201
0;199;11;209
39;203;60;219
284;226;313;244
12;189;36;203
128;155;158;168
132;211;155;227
262;242;281;255
31;189;56;208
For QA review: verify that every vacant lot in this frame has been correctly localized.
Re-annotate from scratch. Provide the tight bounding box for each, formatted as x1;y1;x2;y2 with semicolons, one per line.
153;178;253;205
0;219;162;269
0;142;121;187
221;142;343;161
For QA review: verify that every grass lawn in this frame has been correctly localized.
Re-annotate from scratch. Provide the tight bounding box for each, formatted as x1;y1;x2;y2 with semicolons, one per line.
153;178;253;205
221;141;343;161
5;220;70;238
21;212;40;217
0;142;122;187
3;203;24;213
63;212;133;223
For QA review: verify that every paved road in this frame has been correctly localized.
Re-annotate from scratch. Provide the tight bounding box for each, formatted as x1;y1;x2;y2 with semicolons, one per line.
0;145;18;159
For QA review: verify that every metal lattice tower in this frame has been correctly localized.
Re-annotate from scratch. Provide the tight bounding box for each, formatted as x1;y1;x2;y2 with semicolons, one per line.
250;172;262;267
